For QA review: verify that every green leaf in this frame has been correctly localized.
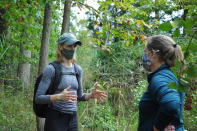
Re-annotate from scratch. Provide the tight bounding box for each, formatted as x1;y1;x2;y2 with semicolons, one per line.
187;65;197;78
188;43;197;53
125;41;130;47
159;22;172;32
184;19;194;34
169;82;188;93
173;29;180;37
171;61;181;73
171;20;179;28
179;78;189;87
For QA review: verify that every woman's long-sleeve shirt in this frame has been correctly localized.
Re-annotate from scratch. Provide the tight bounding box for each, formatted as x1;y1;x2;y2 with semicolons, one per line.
35;63;85;114
138;64;185;131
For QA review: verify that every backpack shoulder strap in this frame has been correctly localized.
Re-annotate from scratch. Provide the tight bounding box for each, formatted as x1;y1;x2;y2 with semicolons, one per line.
47;61;62;94
73;63;80;83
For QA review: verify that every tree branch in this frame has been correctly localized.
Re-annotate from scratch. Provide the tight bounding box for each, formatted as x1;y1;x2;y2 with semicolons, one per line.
76;1;100;14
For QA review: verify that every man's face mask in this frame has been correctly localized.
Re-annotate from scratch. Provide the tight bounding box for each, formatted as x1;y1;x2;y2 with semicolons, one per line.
61;48;75;60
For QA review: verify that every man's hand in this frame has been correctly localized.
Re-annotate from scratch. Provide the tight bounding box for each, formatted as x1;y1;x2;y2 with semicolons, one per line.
90;82;107;102
56;85;77;102
164;124;175;131
154;124;175;131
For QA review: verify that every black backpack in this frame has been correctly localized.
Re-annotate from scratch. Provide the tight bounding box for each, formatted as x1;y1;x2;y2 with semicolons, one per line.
33;61;79;118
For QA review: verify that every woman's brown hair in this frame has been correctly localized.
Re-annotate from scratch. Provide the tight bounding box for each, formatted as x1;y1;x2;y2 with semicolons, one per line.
147;35;184;67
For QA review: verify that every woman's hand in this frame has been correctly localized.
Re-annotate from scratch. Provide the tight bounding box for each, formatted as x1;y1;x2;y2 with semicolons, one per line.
90;82;107;102
50;85;77;102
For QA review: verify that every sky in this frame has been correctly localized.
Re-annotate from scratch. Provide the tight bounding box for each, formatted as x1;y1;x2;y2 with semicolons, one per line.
72;0;99;20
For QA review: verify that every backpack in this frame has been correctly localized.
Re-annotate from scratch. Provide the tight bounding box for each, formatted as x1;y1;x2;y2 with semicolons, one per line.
33;61;79;118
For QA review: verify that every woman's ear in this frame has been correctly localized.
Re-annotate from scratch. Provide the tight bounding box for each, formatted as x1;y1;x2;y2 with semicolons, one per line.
152;53;160;61
148;51;154;58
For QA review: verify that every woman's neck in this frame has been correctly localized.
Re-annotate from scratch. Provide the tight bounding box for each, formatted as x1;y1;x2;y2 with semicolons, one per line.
62;59;72;67
151;61;165;72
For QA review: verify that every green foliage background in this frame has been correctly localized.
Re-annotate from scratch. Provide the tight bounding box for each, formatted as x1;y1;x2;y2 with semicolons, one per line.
0;0;197;131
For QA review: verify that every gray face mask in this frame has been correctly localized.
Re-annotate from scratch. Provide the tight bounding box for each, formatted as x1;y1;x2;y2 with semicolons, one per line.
61;48;75;60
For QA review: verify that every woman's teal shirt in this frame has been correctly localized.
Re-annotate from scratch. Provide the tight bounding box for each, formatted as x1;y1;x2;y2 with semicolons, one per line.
138;65;185;131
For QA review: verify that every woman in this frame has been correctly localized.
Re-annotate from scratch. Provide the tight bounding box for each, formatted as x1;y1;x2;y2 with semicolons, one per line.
35;33;107;131
138;35;185;131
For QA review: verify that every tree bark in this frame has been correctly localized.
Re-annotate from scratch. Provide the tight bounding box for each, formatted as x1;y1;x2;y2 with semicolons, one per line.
38;2;52;75
17;44;31;88
37;2;52;131
61;0;72;34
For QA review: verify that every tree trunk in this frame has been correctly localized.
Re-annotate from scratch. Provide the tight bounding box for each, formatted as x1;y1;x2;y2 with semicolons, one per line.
61;0;72;34
38;2;52;75
17;44;31;88
37;2;52;131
